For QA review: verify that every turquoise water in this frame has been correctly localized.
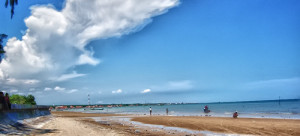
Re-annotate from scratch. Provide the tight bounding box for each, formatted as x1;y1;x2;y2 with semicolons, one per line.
76;99;300;119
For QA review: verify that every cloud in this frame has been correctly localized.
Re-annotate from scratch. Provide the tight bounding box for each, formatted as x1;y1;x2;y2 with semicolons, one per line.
55;71;86;81
77;53;100;66
4;78;40;86
112;89;122;94
44;87;52;91
0;0;179;92
44;86;78;94
10;89;18;93
141;89;151;93
54;86;66;91
66;89;78;94
151;80;194;91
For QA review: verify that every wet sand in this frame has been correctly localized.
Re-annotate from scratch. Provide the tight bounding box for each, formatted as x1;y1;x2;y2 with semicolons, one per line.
132;116;300;135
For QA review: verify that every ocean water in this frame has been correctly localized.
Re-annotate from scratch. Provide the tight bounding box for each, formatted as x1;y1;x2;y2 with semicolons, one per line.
77;99;300;119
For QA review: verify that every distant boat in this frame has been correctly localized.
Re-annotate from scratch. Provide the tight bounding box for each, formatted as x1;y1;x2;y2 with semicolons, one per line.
84;107;104;110
91;108;104;110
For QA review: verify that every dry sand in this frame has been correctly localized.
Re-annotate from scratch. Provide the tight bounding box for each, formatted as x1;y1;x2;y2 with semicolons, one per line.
29;111;133;136
132;116;300;136
31;111;183;136
35;116;127;136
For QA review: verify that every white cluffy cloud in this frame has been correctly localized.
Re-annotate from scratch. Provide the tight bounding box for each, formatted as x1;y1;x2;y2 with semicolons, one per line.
66;89;79;94
55;71;86;82
44;86;79;94
112;89;122;94
44;87;52;91
54;86;66;91
141;89;151;93
0;0;179;91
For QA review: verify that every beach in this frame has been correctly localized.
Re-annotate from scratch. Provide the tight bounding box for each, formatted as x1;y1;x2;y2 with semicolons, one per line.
29;111;187;136
21;111;300;136
30;114;128;136
132;116;300;136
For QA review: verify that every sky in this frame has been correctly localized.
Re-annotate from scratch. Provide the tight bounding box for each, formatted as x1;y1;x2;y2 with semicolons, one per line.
0;0;299;105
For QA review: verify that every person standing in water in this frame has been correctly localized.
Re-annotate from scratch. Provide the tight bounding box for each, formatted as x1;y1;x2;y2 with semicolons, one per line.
204;105;210;113
166;108;169;115
149;107;152;116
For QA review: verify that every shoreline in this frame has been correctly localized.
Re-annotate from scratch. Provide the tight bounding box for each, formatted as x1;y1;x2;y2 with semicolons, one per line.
56;110;300;120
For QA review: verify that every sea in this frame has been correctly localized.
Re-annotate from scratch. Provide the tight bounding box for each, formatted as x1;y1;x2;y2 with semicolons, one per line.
71;99;300;119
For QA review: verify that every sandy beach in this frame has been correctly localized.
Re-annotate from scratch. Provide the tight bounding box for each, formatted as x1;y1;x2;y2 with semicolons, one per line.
28;111;184;136
18;111;299;136
132;116;300;136
31;116;127;136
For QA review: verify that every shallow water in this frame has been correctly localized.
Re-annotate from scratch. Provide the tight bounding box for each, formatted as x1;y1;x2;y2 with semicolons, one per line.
71;99;300;119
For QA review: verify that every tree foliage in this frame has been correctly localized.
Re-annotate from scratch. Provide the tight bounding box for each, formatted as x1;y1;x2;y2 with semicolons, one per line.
10;94;37;105
5;0;18;18
25;94;37;105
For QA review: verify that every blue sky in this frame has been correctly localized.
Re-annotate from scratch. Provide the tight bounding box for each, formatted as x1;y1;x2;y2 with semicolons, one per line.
0;0;299;105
